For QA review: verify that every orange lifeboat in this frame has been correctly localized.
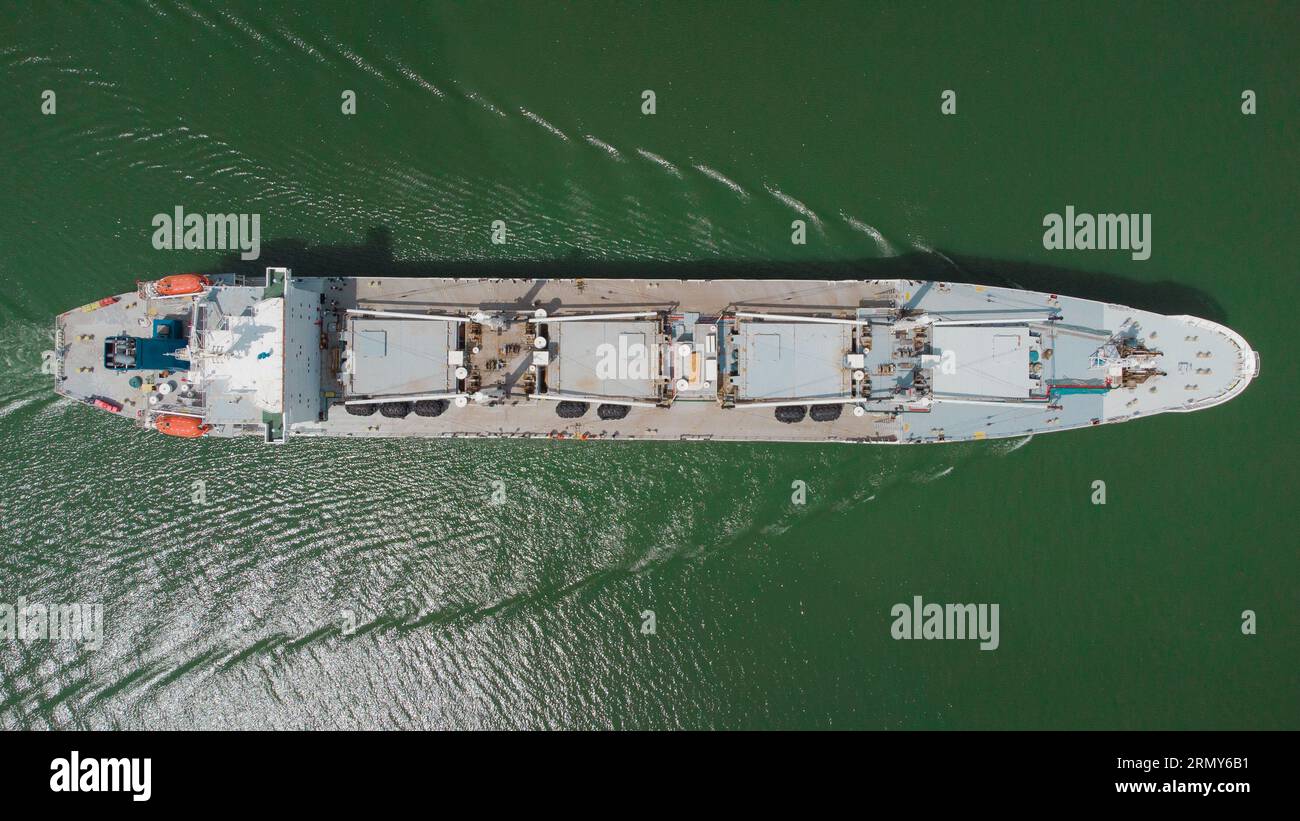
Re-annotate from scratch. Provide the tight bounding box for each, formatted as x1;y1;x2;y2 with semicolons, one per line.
92;398;123;413
152;274;210;297
156;414;211;438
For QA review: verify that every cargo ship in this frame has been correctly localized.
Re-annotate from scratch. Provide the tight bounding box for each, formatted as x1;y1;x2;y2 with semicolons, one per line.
52;269;1259;443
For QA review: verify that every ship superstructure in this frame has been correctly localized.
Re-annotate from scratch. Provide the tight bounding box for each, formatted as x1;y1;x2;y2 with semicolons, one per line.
53;270;1259;444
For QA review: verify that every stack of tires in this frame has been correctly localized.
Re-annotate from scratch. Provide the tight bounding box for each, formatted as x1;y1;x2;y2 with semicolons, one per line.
809;404;842;422
556;401;589;419
597;404;629;420
775;405;807;424
414;399;448;417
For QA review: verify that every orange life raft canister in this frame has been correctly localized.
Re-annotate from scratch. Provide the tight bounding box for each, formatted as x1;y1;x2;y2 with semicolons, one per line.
153;274;210;296
156;414;211;438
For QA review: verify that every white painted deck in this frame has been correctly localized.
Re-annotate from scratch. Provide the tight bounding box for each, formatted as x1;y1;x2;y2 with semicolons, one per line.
53;275;1259;444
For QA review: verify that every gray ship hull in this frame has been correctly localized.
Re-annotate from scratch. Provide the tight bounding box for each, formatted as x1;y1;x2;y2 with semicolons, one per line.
53;270;1259;444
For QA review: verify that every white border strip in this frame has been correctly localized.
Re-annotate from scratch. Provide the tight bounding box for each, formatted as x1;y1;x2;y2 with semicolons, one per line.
733;397;860;409
347;309;469;323
930;316;1052;326
734;311;869;326
344;393;467;405
529;392;659;408
527;311;660;323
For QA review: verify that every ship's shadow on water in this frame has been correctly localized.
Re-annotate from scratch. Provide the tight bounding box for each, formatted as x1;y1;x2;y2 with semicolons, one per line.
206;226;1228;323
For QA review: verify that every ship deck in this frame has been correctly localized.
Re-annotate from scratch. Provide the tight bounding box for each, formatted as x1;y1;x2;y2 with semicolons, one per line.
53;275;1259;445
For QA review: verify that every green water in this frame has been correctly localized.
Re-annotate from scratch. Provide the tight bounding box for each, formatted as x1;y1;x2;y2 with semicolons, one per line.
1;2;1295;729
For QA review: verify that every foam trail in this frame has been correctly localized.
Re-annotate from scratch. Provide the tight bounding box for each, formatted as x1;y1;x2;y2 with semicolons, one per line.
687;213;717;252
274;26;329;65
912;239;963;273
840;212;897;256
172;2;225;37
1003;434;1033;454
460;88;507;117
141;0;169;20
0;396;40;420
764;184;820;225
390;58;445;98
583;135;623;160
520;108;568;141
214;9;281;50
692;164;748;198
634;148;681;177
319;35;390;83
925;466;955;482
